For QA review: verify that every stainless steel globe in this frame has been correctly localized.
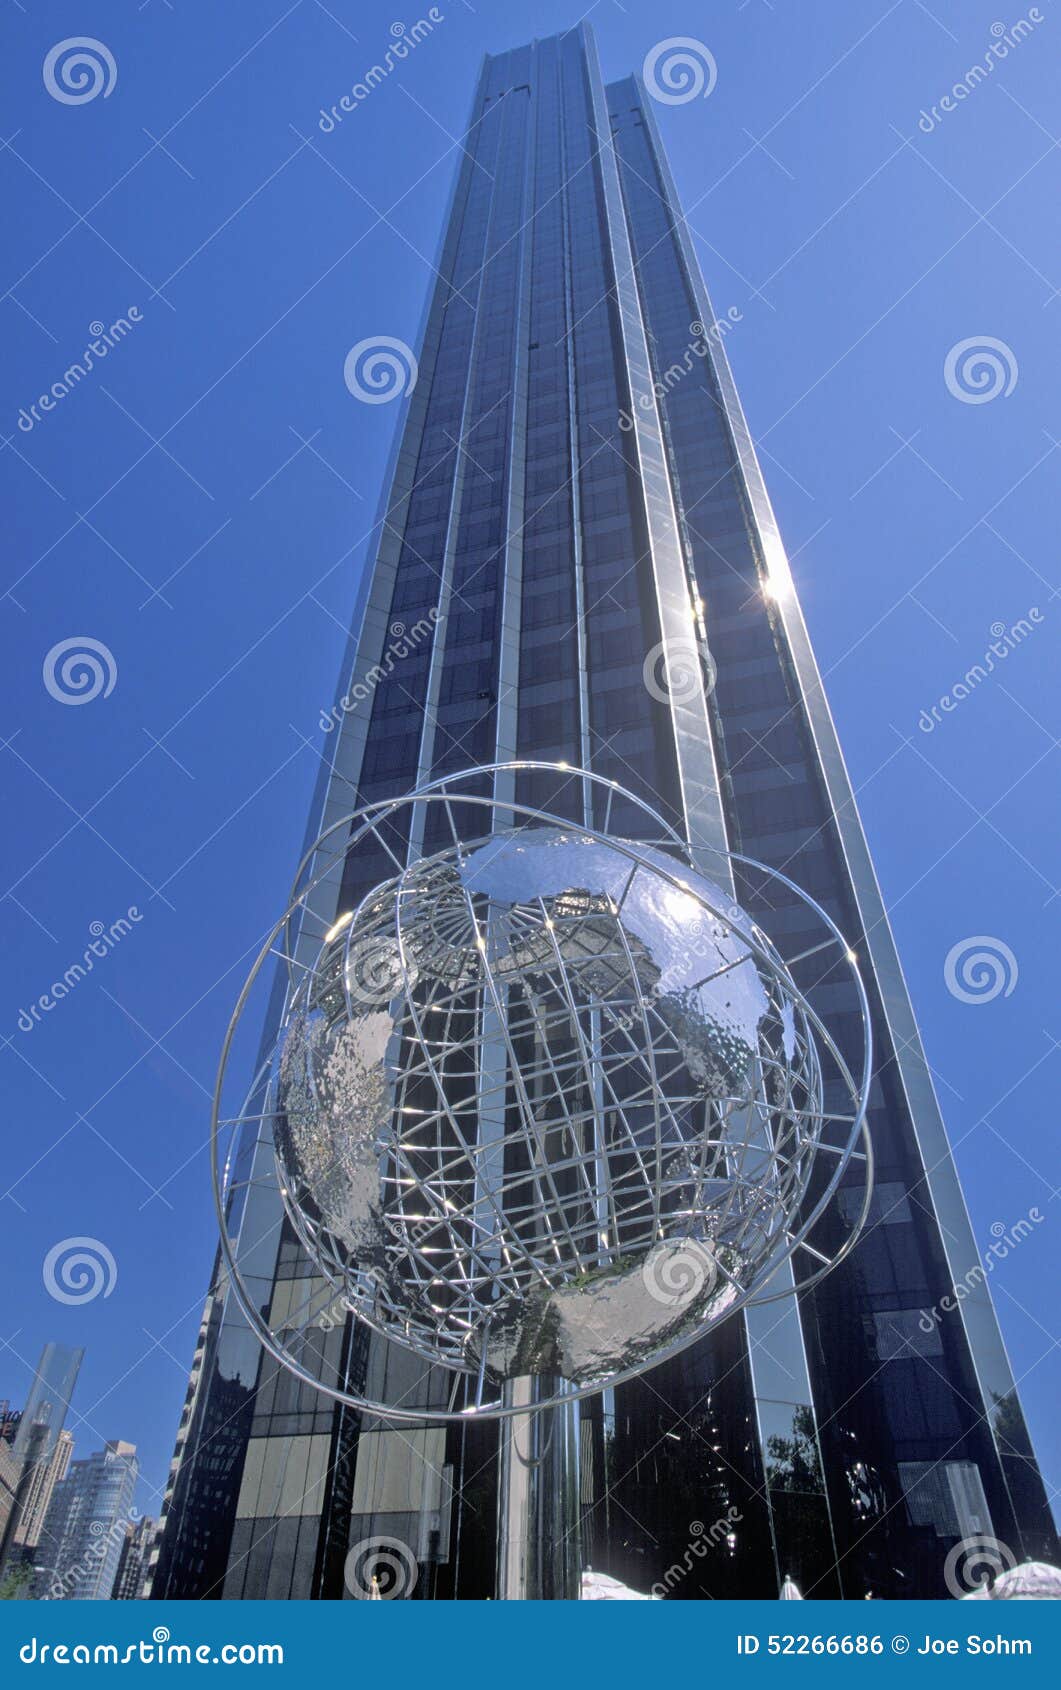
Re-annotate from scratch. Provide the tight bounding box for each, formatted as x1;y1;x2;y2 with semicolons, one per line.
213;765;872;1423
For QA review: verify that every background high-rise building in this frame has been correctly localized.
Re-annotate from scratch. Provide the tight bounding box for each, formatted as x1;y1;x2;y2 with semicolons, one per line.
0;1418;73;1558
152;26;1055;1600
0;1344;82;1586
113;1514;157;1601
34;1441;139;1602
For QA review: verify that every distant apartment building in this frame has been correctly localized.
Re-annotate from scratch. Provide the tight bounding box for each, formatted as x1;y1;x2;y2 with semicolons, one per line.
35;1440;139;1601
0;1415;73;1556
112;1513;156;1600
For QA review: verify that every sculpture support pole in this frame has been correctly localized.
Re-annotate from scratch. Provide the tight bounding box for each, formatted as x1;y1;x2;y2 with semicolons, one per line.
496;1375;581;1600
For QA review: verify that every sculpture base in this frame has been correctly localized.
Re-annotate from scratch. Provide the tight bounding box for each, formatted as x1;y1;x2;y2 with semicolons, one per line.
496;1375;581;1600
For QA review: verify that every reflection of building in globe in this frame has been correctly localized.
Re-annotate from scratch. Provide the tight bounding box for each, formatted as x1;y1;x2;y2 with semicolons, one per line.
276;828;819;1384
215;767;871;1423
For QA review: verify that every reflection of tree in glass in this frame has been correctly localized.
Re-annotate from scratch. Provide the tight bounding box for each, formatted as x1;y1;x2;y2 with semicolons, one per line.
765;1405;823;1494
660;1397;740;1545
991;1389;1035;1462
845;1454;887;1522
0;1562;32;1600
990;1387;1060;1562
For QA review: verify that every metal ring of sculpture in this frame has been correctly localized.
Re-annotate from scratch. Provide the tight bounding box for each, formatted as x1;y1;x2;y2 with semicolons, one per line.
213;763;873;1423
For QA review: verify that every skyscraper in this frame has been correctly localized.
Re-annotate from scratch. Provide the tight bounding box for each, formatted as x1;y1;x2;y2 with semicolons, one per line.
0;1343;82;1584
152;25;1055;1600
35;1441;139;1602
0;1419;73;1562
113;1514;157;1601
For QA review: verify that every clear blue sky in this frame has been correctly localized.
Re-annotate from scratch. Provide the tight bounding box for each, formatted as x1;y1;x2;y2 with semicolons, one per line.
1;0;1058;1532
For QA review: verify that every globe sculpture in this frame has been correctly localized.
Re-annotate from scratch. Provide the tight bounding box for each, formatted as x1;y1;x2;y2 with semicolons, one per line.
213;764;873;1430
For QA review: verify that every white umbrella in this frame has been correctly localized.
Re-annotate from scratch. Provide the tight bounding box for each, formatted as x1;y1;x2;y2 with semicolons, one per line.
982;1561;1061;1600
581;1569;659;1600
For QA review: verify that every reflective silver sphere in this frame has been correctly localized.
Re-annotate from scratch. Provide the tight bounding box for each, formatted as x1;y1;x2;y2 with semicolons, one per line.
272;824;828;1388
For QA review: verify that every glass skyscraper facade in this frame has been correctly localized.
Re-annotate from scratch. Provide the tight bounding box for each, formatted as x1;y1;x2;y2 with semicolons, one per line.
0;1343;82;1585
113;1514;158;1601
152;26;1055;1601
35;1441;139;1601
